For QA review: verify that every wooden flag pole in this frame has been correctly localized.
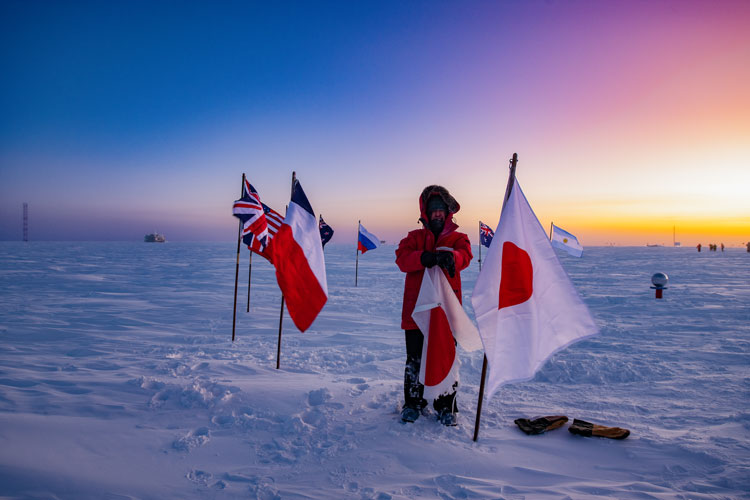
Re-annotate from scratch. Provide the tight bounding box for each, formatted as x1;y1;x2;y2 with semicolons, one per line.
232;173;246;342
355;220;360;287
549;221;554;241
276;172;295;369
473;152;518;442
478;222;483;271
246;251;253;312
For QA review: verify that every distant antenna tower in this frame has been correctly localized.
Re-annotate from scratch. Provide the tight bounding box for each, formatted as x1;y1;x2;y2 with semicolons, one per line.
23;203;28;242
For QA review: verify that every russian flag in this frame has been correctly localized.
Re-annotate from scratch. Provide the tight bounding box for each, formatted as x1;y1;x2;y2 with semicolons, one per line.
271;179;328;332
358;223;379;254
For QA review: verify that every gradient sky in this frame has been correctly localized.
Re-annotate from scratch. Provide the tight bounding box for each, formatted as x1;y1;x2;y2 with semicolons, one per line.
1;0;748;246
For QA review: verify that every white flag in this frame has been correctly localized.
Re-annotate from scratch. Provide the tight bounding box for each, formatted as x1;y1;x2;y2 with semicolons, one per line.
551;224;583;257
471;181;598;398
412;268;482;400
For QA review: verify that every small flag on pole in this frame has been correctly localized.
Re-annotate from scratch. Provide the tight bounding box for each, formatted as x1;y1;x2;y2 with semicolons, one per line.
550;224;584;257
357;224;379;254
232;179;269;252
479;221;494;248
319;215;334;248
471;181;598;399
271;178;328;332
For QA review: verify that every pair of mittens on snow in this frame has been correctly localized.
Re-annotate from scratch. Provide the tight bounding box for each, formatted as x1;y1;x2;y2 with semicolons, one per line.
514;416;629;440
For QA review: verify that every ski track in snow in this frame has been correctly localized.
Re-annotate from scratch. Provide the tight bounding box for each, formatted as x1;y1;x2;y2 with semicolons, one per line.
0;242;748;499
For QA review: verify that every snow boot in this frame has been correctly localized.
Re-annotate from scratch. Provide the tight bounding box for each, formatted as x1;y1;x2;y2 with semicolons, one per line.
514;415;568;435
437;408;457;427
401;406;421;423
568;418;630;439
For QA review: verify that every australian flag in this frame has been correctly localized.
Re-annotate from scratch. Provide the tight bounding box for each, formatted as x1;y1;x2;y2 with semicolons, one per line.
319;215;334;248
232;178;269;252
479;221;494;248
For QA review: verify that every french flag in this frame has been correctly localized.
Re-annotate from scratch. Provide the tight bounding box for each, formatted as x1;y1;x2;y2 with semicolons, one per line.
271;179;328;332
357;223;379;254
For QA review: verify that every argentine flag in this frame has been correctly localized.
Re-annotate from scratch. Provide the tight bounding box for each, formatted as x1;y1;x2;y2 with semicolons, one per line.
550;224;583;257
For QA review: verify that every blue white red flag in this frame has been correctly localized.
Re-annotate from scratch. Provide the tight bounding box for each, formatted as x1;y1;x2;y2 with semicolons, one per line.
357;223;379;254
479;221;494;248
232;178;269;252
319;215;334;248
471;180;598;398
271;179;328;332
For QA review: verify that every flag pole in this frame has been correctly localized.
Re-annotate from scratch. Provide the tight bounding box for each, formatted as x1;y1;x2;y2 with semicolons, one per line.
246;251;253;312
549;221;553;241
473;152;518;442
478;222;482;271
232;173;246;342
277;173;295;369
355;220;360;287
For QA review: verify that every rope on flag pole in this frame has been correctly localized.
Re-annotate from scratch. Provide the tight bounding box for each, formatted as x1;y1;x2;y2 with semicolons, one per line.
355;220;360;287
473;152;517;442
276;172;295;369
232;173;246;342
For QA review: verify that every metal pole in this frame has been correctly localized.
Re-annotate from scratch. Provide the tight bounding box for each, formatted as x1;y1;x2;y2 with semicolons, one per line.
276;173;295;369
355;220;360;286
473;152;518;442
549;221;553;241
246;251;253;312
232;174;246;342
478;222;482;271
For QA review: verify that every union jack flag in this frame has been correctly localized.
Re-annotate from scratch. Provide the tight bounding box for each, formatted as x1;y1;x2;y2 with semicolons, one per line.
479;221;494;248
250;203;284;261
232;178;269;252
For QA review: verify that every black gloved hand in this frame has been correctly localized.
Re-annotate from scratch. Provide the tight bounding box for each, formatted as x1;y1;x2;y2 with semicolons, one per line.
420;251;438;268
436;251;455;278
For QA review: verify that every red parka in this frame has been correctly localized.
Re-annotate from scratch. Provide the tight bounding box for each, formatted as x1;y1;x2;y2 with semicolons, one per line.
395;186;473;330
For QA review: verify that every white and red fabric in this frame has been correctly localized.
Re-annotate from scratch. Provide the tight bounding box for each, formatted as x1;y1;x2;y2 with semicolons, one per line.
271;179;328;332
471;180;598;398
412;267;482;400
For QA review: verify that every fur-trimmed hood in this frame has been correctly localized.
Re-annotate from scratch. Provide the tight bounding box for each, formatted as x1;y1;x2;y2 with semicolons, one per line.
419;185;460;232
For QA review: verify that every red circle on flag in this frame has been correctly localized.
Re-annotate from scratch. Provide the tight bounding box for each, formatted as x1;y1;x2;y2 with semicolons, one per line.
499;241;533;310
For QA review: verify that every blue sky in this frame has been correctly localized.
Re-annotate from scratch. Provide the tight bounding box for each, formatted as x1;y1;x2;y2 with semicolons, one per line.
2;1;748;244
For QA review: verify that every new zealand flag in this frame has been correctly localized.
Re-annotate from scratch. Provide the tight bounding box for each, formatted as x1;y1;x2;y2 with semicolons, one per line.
319;215;334;248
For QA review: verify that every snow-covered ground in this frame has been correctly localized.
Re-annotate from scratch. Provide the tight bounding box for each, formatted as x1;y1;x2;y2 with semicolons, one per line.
0;241;748;499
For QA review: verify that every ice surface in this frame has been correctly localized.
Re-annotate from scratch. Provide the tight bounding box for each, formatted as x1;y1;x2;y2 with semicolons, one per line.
0;242;748;498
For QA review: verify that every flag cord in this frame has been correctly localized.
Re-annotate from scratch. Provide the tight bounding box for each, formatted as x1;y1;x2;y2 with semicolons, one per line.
473;153;517;442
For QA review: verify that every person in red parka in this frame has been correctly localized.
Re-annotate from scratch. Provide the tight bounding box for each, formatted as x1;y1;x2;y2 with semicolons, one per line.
395;185;473;425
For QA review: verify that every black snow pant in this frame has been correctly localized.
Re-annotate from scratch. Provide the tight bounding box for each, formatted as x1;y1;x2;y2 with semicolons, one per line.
403;329;457;413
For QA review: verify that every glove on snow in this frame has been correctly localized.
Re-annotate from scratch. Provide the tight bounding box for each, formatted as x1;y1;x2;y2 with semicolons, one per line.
514;416;568;435
568;418;630;439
